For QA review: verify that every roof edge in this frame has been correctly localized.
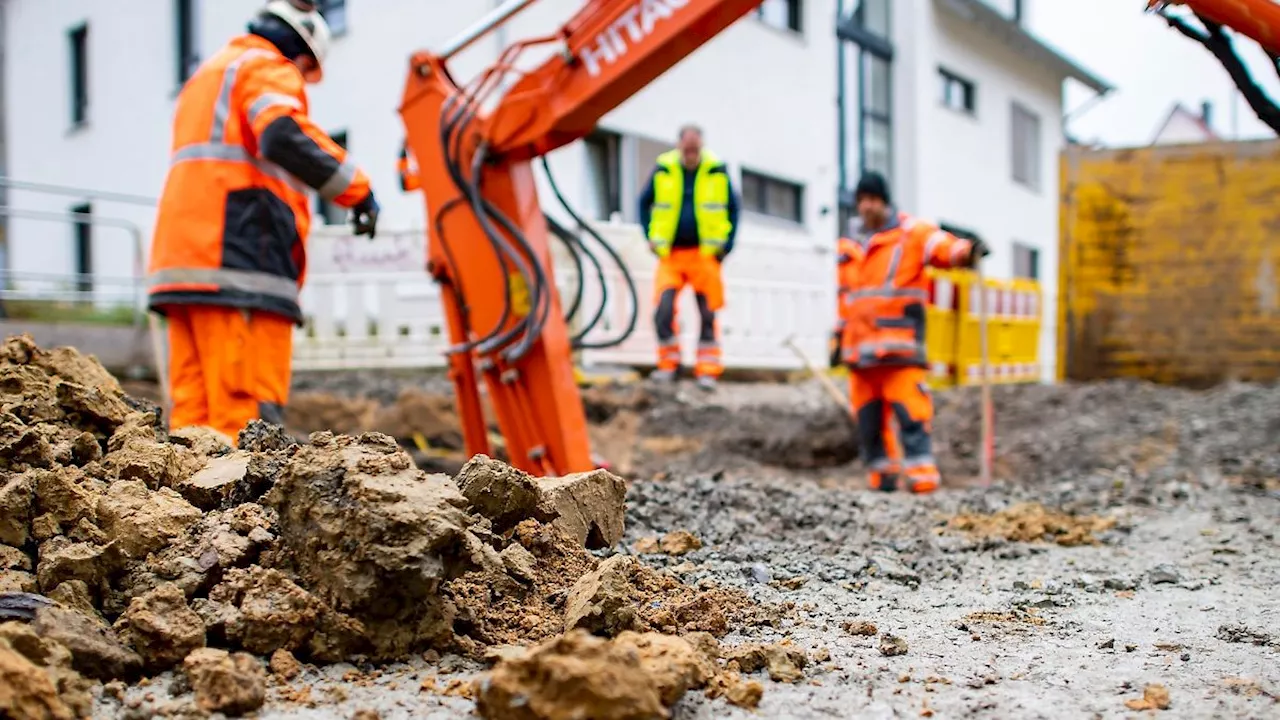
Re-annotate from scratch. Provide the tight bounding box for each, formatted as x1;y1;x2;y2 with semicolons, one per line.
934;0;1114;95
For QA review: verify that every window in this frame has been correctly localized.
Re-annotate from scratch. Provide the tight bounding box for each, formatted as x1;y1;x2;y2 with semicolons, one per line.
755;0;802;33
316;0;347;35
175;0;198;87
317;131;348;225
69;23;88;126
70;203;92;292
742;169;803;224
1013;242;1039;280
1011;102;1041;190
940;67;975;115
583;129;622;221
837;0;893;213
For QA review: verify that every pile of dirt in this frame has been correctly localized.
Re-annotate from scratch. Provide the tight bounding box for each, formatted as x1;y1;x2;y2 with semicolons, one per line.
943;502;1118;546
0;335;771;717
474;629;773;719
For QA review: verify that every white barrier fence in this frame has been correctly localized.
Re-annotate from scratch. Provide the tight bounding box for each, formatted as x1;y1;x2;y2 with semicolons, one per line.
295;220;835;374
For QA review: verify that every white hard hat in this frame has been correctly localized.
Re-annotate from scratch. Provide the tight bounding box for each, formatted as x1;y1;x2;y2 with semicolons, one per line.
260;0;331;83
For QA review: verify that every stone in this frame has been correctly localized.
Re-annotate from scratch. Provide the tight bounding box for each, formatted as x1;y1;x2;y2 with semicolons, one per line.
177;452;251;510
1148;564;1182;585
31;607;143;681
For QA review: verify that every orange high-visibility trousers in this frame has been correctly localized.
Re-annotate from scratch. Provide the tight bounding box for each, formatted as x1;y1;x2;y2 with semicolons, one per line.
653;248;724;377
850;366;939;493
166;305;293;443
849;373;902;473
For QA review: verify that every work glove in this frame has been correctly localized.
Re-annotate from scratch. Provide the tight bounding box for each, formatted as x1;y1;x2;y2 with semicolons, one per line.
964;237;991;268
351;192;380;240
828;328;843;369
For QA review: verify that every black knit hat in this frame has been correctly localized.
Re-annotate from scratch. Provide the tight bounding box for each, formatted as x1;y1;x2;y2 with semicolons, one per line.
855;172;890;204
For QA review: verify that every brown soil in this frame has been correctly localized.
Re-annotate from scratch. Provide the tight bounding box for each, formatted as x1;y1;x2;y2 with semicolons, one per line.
0;334;773;715
943;502;1118;546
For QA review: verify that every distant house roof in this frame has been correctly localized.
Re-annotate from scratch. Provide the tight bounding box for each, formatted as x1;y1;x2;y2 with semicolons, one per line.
1150;102;1221;145
933;0;1114;95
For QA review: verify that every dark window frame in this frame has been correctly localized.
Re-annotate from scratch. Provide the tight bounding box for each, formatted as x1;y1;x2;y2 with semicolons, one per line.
754;0;803;34
741;168;805;225
69;23;89;127
317;130;348;225
837;0;893;226
70;203;92;292
939;66;976;115
175;0;198;87
1013;241;1040;280
584;128;623;221
1011;101;1042;191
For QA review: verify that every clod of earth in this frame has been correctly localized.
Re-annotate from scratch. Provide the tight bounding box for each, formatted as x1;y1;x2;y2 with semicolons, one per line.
1125;683;1171;711
269;648;302;680
183;647;267;716
476;630;686;720
880;634;909;657
112;582;206;672
0;621;93;719
456;454;626;549
264;431;473;660
944;502;1118;546
843;620;878;636
635;530;703;556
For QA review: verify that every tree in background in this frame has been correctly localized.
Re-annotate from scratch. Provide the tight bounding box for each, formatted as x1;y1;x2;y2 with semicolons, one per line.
1153;4;1280;135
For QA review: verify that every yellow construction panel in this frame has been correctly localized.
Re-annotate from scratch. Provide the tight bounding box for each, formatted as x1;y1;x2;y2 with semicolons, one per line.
1059;140;1280;385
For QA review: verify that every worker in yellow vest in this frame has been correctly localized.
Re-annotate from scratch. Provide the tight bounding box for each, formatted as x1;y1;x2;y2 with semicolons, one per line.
638;124;740;391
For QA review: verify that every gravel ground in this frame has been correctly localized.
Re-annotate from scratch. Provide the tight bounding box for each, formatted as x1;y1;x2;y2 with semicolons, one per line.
101;375;1280;719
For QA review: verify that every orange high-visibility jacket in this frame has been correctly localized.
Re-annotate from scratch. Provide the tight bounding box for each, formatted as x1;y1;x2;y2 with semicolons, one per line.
148;34;372;324
837;212;972;369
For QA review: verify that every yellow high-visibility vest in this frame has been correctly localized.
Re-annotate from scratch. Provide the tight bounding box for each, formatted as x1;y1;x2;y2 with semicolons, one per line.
647;149;732;258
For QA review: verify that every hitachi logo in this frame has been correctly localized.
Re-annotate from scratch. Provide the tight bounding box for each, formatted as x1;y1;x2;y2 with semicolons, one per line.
580;0;690;77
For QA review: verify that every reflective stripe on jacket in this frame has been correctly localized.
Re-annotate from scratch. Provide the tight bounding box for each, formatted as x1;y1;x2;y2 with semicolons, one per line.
148;34;371;324
646;149;732;258
837;212;973;369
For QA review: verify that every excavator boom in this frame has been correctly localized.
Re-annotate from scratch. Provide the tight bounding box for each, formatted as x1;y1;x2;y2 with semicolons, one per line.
1150;0;1280;55
398;0;763;475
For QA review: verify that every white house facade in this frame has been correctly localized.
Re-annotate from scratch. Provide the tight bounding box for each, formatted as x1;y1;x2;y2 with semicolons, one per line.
1;0;1106;381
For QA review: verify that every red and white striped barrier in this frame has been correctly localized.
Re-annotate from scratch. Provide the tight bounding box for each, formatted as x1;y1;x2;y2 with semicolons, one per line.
968;284;1039;319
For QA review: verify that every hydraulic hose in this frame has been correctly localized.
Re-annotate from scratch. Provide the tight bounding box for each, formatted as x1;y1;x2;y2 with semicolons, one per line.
539;156;640;350
543;211;586;323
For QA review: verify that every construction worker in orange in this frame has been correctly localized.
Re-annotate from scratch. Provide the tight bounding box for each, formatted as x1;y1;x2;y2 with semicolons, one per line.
147;0;379;442
838;172;988;493
638;124;740;391
831;236;903;467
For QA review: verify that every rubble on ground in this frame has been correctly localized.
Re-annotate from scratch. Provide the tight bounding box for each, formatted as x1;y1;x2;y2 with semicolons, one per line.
0;334;771;716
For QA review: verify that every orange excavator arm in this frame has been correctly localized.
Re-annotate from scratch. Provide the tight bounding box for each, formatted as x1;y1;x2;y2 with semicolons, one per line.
1148;0;1280;55
398;0;763;476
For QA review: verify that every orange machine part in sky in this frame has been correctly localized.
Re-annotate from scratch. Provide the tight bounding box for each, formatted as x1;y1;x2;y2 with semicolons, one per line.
1149;0;1280;55
398;0;765;476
